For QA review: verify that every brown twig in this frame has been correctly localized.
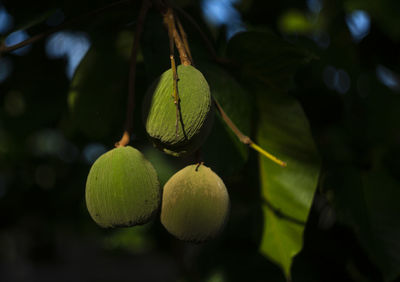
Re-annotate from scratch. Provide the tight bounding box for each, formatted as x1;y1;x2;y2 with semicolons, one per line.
171;56;180;137
195;161;204;171
115;0;151;147
163;8;191;66
163;8;181;137
176;16;193;64
213;99;287;167
174;7;216;59
174;6;229;64
194;148;203;164
0;0;131;54
163;7;194;138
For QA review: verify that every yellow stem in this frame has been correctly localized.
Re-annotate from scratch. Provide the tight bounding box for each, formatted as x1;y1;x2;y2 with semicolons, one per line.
250;143;287;167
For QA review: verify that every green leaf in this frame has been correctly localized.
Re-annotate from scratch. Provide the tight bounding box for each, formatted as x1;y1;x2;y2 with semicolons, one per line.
256;89;320;279
199;63;252;176
68;31;131;139
141;145;180;186
327;167;400;281
103;224;155;254
227;30;314;90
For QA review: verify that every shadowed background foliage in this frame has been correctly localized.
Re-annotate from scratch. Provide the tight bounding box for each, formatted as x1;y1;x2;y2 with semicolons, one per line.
0;0;400;281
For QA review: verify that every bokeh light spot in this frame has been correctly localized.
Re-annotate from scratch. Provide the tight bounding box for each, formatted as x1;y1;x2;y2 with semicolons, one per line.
323;65;337;90
335;69;351;94
279;10;314;34
207;270;226;282
45;31;91;78
307;0;322;14
29;129;65;157
28;129;78;163
312;32;330;49
201;0;246;39
376;65;400;92
346;10;370;42
0;57;13;83
83;143;107;164
0;5;13;34
202;0;232;26
115;30;134;60
323;66;351;94
5;30;32;55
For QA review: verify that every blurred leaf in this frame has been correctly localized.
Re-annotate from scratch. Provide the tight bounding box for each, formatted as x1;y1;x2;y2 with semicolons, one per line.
103;224;154;254
256;89;320;278
0;48;68;142
363;74;400;146
141;146;179;186
68;31;131;140
199;63;252;176
327;167;400;281
141;11;170;83
227;30;315;90
115;30;134;60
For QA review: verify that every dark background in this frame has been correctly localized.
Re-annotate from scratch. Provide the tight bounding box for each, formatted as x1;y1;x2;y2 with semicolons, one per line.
0;0;400;281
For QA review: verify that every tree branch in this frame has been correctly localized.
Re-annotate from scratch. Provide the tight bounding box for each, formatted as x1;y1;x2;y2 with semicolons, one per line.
176;15;193;64
0;0;131;54
163;8;191;66
115;0;151;147
174;6;229;64
163;7;181;137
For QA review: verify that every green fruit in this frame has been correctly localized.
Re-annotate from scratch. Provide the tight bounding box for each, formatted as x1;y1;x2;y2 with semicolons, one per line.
143;65;214;157
85;146;160;228
161;164;229;243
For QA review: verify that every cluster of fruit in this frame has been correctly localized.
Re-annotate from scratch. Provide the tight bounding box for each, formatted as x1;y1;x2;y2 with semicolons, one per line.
85;65;230;243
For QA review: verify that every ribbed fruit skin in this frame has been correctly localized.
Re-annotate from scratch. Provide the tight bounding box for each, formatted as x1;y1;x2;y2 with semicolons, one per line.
85;146;160;228
161;164;229;243
143;65;214;157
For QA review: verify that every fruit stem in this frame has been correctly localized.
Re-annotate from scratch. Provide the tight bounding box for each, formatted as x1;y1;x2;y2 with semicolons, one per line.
195;162;204;171
163;8;191;66
115;0;151;148
176;16;193;64
213;99;287;167
174;6;230;65
250;143;287;167
171;54;180;138
164;8;182;138
0;0;131;54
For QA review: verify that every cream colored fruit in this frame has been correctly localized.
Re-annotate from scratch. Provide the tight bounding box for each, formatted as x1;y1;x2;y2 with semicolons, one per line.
161;164;229;242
